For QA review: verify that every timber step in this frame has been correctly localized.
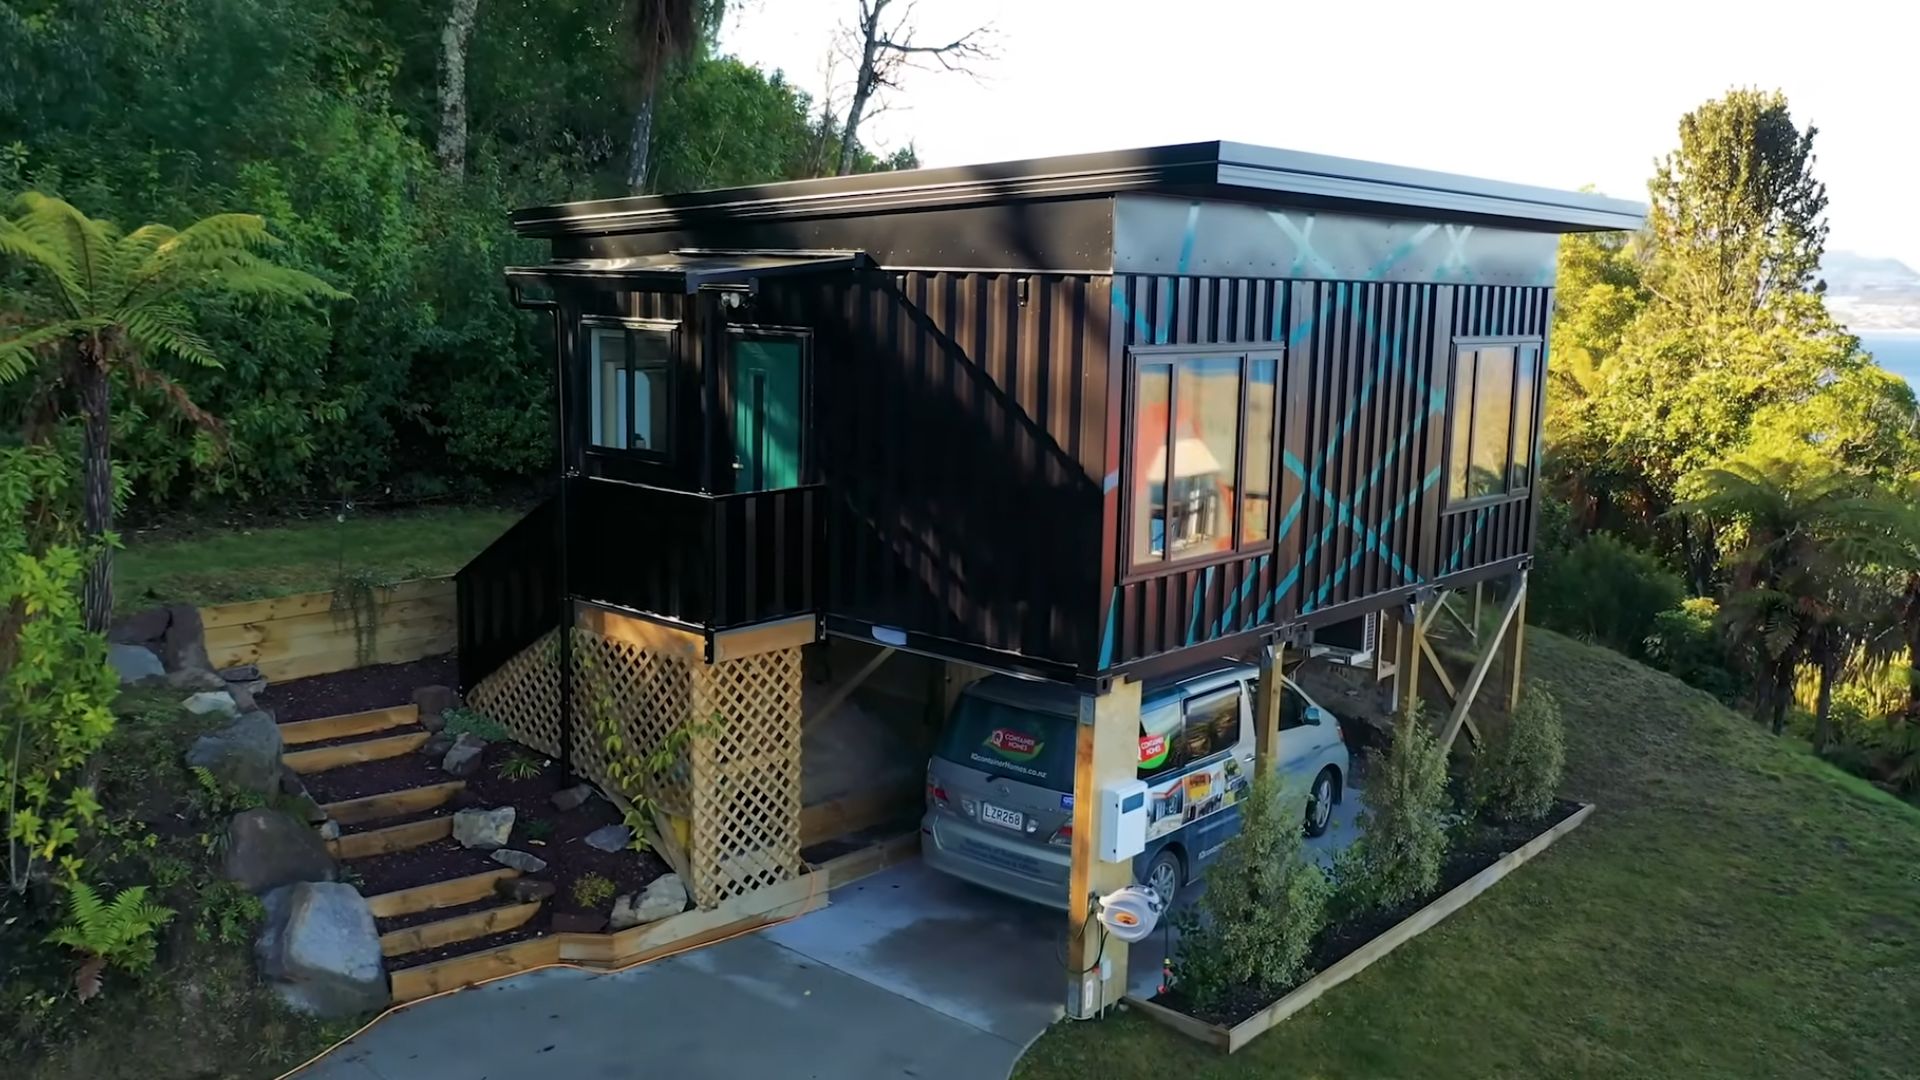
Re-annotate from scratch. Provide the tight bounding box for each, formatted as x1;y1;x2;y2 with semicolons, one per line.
378;901;543;958
322;781;466;826
279;704;420;746
389;934;559;1004
285;731;430;774
326;815;452;860
365;868;522;920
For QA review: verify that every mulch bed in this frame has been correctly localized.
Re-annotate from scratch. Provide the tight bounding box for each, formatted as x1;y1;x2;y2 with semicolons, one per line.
258;654;456;722
1158;798;1585;1027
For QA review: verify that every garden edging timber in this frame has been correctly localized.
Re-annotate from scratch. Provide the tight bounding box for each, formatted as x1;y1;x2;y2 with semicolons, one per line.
1127;802;1596;1053
201;578;456;681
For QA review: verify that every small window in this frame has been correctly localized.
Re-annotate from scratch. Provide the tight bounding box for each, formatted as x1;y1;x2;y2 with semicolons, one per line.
1138;687;1243;780
1129;348;1283;570
588;325;672;456
1279;685;1309;731
1446;340;1542;503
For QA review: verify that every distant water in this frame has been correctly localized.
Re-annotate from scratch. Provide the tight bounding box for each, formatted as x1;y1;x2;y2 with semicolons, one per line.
1859;330;1920;389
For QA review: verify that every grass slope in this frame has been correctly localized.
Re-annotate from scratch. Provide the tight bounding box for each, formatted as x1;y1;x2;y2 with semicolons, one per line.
115;506;518;610
1016;629;1920;1080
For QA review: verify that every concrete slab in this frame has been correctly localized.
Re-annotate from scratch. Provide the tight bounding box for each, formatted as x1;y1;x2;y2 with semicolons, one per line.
301;934;1019;1080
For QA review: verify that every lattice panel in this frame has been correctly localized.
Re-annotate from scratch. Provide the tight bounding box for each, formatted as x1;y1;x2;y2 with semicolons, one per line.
570;630;697;818
468;629;562;758
687;646;804;907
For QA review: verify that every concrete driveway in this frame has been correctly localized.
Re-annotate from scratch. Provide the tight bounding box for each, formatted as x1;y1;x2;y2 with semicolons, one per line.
302;784;1366;1080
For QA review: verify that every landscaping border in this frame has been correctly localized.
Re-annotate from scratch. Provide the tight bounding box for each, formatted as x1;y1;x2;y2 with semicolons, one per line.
202;578;456;681
1127;802;1596;1053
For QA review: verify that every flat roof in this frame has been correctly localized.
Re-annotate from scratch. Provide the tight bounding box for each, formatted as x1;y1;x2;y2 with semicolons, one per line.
511;140;1647;239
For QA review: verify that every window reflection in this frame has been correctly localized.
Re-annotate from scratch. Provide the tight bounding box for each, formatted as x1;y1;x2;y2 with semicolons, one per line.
1243;357;1277;544
1170;356;1239;557
589;327;671;455
1447;342;1541;503
1132;363;1172;564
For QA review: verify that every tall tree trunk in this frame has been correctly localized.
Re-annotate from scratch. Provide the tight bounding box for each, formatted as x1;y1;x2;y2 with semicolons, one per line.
1811;648;1840;752
626;90;656;193
1769;657;1794;736
836;76;872;177
436;0;483;176
77;347;113;633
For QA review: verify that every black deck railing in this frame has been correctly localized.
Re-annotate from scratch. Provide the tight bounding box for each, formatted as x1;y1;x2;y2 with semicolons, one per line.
569;477;825;631
455;495;560;693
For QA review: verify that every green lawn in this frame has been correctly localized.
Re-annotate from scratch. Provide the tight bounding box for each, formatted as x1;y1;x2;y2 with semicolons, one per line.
1017;630;1920;1080
114;505;520;610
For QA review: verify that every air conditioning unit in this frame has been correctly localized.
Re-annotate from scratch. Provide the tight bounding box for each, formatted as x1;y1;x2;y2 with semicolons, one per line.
1308;612;1376;667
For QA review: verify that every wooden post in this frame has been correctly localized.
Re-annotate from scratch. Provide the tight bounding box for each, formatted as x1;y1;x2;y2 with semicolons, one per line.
1254;640;1285;774
1067;677;1142;1020
1507;588;1529;712
1400;599;1424;717
1438;573;1527;750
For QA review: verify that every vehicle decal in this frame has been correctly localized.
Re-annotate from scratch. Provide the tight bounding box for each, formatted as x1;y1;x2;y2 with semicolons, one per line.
984;727;1043;763
1143;753;1250;842
1137;733;1170;770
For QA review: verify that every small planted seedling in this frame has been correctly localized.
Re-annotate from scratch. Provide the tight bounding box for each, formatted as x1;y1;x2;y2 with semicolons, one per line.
495;752;544;781
571;873;616;909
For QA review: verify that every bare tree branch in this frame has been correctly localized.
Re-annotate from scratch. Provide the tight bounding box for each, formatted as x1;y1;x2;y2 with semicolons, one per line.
834;0;993;176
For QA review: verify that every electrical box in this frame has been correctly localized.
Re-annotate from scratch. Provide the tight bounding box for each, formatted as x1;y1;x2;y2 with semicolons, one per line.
1098;779;1150;862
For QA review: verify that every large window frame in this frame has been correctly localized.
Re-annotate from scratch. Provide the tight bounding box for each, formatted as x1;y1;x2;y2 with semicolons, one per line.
1123;343;1285;579
582;315;678;464
1443;335;1543;508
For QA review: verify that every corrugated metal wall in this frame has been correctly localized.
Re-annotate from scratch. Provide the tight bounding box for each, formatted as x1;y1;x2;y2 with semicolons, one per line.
756;271;1112;670
1101;276;1551;670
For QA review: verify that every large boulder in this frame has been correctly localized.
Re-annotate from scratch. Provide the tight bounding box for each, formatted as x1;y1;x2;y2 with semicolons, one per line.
256;882;388;1018
108;607;171;646
412;685;460;732
452;806;515;850
223;808;337;893
108;644;167;687
185;711;284;796
161;603;213;674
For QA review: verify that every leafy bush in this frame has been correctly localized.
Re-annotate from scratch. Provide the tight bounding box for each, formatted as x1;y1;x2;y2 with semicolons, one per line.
1345;710;1451;912
1;445;117;891
1534;533;1685;657
495;752;544;781
570;873;616;909
1642;597;1742;702
441;708;509;742
1171;772;1330;1010
1470;686;1567;821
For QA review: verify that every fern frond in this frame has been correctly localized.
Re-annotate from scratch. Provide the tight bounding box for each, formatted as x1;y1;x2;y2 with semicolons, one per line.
0;316;107;383
10;192;117;313
123;303;219;368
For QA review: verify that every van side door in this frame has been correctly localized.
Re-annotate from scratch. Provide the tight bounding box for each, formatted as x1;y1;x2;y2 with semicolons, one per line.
1181;683;1249;873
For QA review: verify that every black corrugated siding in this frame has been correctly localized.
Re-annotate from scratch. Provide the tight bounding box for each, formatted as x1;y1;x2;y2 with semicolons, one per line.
1103;278;1551;669
753;271;1111;670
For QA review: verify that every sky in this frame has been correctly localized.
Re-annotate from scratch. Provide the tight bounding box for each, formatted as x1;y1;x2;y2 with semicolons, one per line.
721;0;1920;268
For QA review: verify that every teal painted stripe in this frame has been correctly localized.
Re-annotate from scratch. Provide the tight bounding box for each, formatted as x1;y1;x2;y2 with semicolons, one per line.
1186;565;1216;645
1097;586;1119;669
1444;508;1490;573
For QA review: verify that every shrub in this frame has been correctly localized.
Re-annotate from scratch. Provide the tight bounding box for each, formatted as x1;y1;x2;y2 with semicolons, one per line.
1171;772;1330;1010
570;873;616;909
495;752;544;781
1642;598;1741;702
1534;533;1684;656
46;881;175;997
1471;686;1567;821
441;708;509;742
1348;709;1451;911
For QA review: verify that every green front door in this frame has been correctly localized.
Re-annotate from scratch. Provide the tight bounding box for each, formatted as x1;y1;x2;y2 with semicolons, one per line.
728;333;804;491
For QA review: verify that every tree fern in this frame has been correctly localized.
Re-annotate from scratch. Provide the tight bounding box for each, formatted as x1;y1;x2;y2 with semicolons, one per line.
46;880;175;978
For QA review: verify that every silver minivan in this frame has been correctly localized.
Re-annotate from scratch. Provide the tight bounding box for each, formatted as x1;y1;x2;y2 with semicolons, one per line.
921;664;1349;909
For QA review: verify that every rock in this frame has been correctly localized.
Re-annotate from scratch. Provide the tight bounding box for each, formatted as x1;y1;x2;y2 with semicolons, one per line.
584;824;632;853
452;806;515;850
185;711;284;796
418;710;447;734
318;820;341;841
161;604;213;674
257;882;388;1018
419;731;456;758
220;663;262;683
490;849;547;873
228;681;258;713
441;733;487;776
412;684;460;721
495;878;557;903
609;874;687;930
549;911;606;934
108;644;167;686
550;783;595;813
182;690;238;717
223;808;337;893
167;667;229;692
109;607;172;645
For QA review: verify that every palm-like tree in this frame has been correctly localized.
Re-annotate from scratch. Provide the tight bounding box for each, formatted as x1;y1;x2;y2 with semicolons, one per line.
625;0;720;192
0;193;344;630
1681;454;1915;739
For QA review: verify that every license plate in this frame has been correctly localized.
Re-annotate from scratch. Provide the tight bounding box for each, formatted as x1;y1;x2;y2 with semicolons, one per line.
980;802;1023;831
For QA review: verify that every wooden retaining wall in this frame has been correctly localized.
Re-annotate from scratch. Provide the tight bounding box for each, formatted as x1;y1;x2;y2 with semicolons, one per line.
201;578;457;682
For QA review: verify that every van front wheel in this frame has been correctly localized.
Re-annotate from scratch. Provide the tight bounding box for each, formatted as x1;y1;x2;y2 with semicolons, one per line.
1143;850;1182;907
1305;768;1337;838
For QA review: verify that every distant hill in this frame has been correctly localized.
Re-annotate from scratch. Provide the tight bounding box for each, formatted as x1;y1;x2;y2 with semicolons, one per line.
1823;250;1920;330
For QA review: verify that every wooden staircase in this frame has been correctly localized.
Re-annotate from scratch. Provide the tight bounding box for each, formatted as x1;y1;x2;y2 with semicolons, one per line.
283;703;551;983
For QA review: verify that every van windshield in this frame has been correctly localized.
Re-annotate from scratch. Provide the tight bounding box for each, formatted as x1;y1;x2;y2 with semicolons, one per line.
937;696;1077;793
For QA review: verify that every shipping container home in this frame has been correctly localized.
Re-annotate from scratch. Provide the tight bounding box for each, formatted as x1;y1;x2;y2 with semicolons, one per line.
456;142;1643;1016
